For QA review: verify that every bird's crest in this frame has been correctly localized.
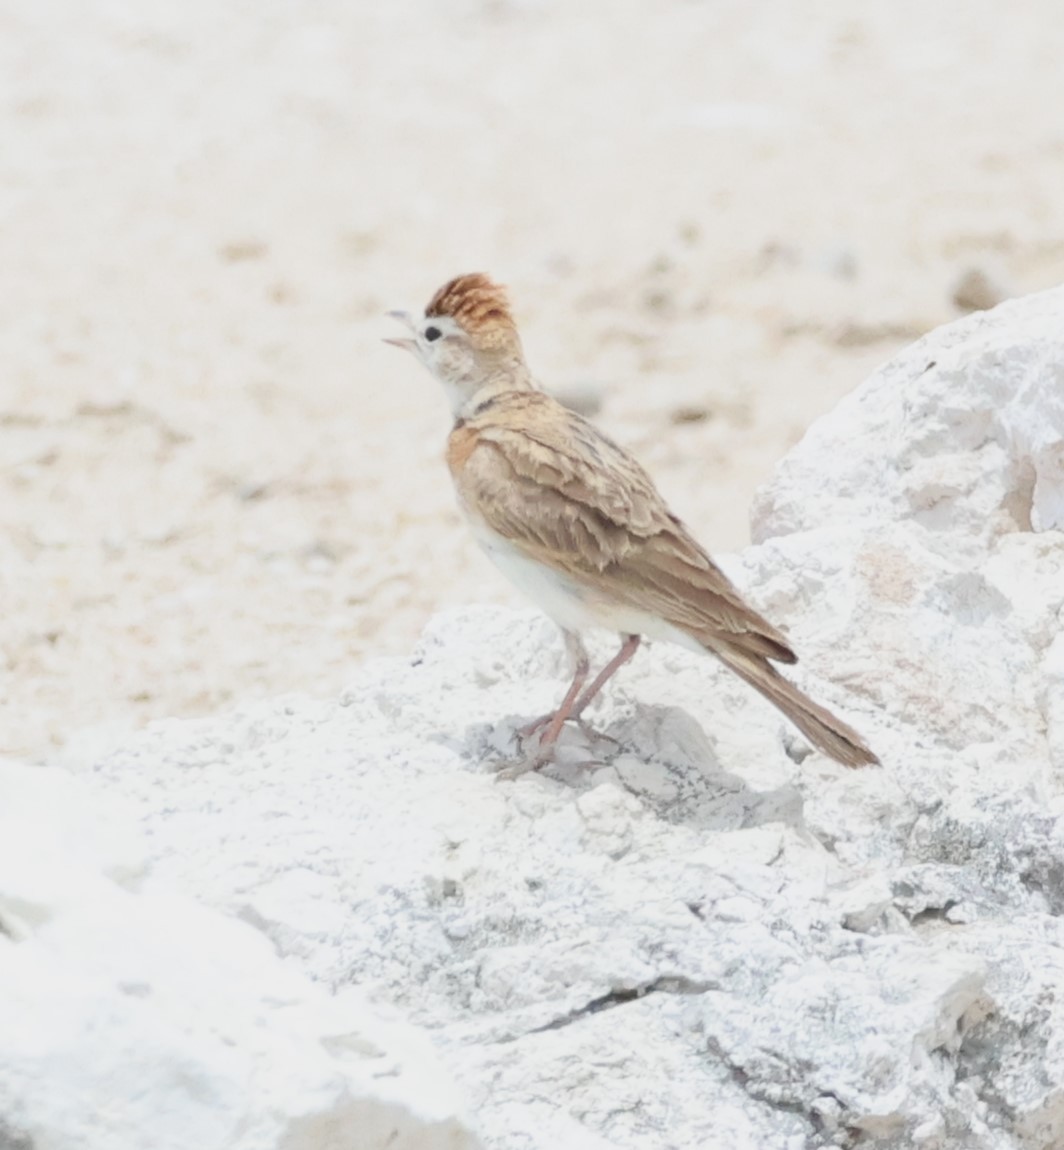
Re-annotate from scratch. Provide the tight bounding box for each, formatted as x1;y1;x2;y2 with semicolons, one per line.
425;273;519;353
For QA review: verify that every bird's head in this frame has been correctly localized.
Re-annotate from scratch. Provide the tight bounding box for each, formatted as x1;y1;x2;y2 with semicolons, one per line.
385;273;529;416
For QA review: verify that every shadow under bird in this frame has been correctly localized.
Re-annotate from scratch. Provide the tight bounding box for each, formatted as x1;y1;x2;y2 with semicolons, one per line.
385;273;878;773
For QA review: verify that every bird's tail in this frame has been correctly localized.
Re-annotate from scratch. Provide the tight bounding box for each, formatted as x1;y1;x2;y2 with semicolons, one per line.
712;646;879;768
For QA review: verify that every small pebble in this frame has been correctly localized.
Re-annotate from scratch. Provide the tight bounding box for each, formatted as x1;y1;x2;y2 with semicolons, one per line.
669;405;712;426
952;266;1008;313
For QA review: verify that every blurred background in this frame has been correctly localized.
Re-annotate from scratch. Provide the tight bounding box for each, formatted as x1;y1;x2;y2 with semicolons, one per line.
2;0;1063;758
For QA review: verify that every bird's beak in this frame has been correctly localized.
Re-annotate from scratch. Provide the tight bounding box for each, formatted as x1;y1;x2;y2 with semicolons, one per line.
383;310;418;354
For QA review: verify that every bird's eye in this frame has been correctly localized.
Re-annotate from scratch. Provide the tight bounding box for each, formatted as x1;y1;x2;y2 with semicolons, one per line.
424;325;442;342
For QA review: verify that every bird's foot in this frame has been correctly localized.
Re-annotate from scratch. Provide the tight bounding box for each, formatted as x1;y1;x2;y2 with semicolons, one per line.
495;716;620;782
516;712;553;740
516;714;619;751
494;752;550;782
575;721;621;750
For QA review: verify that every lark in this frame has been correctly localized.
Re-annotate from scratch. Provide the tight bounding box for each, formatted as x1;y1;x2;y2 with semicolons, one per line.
386;273;878;772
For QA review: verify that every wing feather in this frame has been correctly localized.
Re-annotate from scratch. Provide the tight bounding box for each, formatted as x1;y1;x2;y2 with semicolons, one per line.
452;392;796;664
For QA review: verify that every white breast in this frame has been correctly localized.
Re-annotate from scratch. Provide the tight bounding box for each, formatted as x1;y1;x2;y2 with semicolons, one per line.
470;519;599;632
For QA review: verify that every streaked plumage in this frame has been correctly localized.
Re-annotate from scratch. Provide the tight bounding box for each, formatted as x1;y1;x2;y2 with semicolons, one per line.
387;273;878;770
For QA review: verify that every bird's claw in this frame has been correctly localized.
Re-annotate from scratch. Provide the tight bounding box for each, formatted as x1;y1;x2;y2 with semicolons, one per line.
578;721;620;749
516;713;553;740
494;753;550;782
494;716;621;781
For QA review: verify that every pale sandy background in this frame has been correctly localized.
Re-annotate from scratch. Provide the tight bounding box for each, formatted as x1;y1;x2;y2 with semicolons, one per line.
2;0;1063;758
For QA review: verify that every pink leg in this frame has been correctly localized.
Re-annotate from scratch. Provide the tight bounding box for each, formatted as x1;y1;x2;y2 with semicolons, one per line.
525;631;590;753
512;634;641;775
569;634;641;719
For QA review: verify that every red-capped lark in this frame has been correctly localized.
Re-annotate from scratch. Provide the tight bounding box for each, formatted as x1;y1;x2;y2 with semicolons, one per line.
386;273;878;773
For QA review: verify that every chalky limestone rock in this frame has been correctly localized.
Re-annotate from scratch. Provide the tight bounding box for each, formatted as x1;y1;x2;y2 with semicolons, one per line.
0;761;482;1150
9;285;1064;1149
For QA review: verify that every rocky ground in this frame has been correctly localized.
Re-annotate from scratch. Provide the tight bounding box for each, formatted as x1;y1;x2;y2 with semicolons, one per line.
5;289;1064;1148
3;0;1064;758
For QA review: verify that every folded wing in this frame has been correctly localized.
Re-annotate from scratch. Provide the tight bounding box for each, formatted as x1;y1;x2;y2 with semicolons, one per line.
452;392;797;665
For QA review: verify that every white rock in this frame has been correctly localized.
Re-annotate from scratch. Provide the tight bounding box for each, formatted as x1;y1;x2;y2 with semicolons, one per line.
0;761;481;1150
45;285;1064;1149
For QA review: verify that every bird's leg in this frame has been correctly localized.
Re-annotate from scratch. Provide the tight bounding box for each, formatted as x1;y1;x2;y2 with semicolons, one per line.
516;630;590;744
511;634;640;777
569;634;641;722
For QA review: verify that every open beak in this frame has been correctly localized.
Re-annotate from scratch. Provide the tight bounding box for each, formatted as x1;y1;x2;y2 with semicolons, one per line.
383;310;419;354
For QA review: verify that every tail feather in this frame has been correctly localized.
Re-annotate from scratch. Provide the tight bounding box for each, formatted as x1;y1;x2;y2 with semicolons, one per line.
712;647;879;768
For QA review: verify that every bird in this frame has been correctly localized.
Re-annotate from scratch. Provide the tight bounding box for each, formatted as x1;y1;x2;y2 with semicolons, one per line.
385;273;878;772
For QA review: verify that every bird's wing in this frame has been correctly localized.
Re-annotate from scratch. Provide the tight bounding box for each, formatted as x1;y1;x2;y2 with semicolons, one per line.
449;392;796;663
